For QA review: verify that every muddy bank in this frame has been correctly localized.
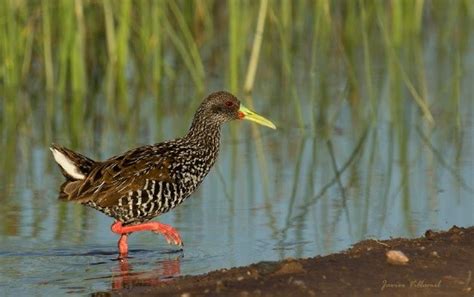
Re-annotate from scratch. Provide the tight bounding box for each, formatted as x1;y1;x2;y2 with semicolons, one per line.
100;226;473;297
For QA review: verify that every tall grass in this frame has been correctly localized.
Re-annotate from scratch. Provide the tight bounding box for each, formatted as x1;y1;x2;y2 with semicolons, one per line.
1;0;471;192
0;0;472;255
0;1;470;182
0;1;470;125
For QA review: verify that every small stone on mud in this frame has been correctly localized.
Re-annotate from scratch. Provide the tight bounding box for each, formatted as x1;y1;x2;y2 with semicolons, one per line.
431;251;440;257
425;229;436;239
180;293;191;297
237;276;244;281
292;279;306;288
274;261;306;275
386;250;409;265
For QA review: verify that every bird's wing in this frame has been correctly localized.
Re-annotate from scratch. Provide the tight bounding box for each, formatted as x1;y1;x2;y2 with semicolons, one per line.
61;145;176;208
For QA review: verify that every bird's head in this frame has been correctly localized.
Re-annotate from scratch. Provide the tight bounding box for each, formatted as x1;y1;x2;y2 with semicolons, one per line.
199;91;276;129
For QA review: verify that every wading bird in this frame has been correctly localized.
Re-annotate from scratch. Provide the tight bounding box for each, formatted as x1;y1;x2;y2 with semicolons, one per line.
51;91;275;257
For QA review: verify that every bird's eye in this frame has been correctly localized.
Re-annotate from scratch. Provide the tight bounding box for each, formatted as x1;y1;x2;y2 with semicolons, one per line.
225;101;234;107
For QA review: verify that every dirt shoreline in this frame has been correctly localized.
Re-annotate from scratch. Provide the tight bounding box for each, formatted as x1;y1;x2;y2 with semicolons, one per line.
100;226;473;297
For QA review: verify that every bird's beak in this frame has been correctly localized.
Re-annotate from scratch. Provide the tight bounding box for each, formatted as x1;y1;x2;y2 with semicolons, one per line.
238;104;276;129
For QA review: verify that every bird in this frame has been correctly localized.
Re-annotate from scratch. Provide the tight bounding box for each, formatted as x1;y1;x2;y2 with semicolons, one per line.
50;91;276;257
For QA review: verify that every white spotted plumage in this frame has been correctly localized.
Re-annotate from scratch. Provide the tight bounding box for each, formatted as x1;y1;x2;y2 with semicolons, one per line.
53;91;239;225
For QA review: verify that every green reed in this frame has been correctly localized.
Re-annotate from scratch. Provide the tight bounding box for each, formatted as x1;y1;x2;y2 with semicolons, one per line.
228;0;240;94
0;2;472;235
1;0;470;126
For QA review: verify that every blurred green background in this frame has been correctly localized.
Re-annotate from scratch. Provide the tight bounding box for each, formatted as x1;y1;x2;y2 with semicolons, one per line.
2;0;472;136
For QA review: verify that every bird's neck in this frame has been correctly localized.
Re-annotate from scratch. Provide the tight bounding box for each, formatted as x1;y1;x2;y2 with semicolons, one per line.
185;114;221;154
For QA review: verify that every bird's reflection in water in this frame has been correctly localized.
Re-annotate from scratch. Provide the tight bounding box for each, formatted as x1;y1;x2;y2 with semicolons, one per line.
111;254;182;290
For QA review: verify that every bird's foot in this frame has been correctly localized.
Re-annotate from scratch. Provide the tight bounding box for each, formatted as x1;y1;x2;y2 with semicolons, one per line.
149;222;183;246
111;221;183;247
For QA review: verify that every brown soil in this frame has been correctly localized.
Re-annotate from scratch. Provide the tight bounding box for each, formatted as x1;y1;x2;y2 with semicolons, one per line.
98;226;474;297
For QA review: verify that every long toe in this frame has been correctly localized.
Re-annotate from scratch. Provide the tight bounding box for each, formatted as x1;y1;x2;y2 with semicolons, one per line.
152;224;183;246
162;229;183;246
165;228;182;246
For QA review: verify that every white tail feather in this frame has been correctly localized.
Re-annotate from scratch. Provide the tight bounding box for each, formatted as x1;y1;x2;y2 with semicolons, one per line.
50;148;85;180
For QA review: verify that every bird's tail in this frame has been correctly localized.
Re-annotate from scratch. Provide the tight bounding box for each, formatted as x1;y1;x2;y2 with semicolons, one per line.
50;144;96;180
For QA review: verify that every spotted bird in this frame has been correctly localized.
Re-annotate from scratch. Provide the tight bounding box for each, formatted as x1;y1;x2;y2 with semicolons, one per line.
51;91;276;257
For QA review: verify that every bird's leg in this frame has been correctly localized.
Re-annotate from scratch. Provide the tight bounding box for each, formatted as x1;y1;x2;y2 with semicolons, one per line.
111;220;183;247
117;234;129;257
111;221;130;257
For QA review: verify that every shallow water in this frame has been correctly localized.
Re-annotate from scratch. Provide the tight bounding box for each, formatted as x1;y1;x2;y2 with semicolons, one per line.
1;4;474;296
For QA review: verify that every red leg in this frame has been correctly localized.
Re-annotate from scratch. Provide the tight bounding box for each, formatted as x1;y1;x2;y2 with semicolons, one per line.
111;221;183;247
117;234;129;257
